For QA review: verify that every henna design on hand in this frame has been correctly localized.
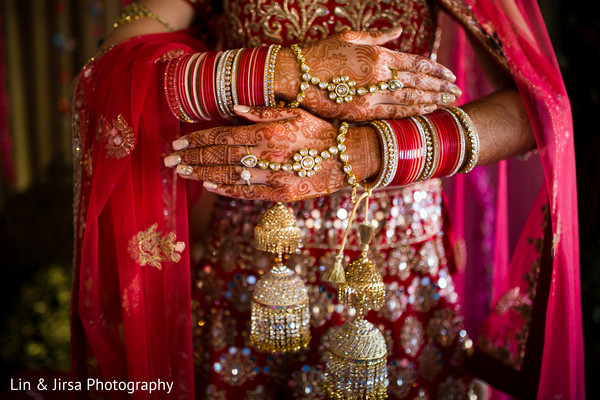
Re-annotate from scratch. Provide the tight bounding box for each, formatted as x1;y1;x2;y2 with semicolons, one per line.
273;30;460;121
174;107;383;202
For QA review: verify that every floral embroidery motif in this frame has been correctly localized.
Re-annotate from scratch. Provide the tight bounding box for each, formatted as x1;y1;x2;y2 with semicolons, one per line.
289;365;325;398
494;287;531;315
213;346;258;386
223;0;435;55
127;223;185;269
419;343;443;382
387;359;417;398
96;114;135;159
400;316;424;357
157;48;185;63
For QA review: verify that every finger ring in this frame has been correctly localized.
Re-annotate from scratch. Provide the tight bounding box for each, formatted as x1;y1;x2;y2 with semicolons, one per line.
241;146;324;178
441;93;450;104
388;69;403;91
240;167;251;185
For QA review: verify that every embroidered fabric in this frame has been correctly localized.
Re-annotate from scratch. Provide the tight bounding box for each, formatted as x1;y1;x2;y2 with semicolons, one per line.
192;181;473;398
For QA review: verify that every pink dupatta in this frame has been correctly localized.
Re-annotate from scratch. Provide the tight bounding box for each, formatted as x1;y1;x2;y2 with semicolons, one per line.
439;0;584;398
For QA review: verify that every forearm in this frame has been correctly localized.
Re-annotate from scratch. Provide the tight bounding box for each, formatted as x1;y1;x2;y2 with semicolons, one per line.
461;87;535;166
355;86;536;184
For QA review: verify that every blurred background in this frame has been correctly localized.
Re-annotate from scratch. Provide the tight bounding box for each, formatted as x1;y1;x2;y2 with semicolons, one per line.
0;0;598;398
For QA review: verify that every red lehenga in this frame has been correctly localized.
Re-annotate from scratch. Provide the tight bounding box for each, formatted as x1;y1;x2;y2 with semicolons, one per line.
71;1;583;399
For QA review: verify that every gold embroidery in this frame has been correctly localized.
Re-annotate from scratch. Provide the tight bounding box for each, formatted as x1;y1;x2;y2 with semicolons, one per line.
128;223;185;269
494;287;530;316
96;114;135;159
158;48;185;63
332;0;434;53
225;0;331;47
438;0;510;73
223;0;435;52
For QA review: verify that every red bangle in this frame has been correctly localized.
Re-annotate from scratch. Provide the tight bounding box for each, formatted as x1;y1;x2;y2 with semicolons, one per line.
386;119;424;186
199;52;220;119
428;109;463;178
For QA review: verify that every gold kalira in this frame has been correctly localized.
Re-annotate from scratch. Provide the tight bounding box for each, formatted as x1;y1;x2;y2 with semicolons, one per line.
249;265;310;353
250;203;311;353
324;317;388;399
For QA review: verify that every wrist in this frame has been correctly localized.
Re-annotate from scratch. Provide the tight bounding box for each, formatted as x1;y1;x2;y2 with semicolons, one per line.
346;126;382;182
273;48;300;103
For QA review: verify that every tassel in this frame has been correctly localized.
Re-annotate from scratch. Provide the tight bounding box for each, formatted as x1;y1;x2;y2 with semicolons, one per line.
324;317;387;399
322;254;346;284
250;202;310;353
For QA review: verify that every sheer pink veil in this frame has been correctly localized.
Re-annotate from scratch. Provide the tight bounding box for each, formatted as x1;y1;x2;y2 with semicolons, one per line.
71;32;214;399
439;0;583;398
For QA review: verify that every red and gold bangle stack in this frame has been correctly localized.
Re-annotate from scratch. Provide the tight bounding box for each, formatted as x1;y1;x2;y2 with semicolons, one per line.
426;109;465;178
163;45;282;122
386;118;425;186
369;106;479;188
237;47;268;107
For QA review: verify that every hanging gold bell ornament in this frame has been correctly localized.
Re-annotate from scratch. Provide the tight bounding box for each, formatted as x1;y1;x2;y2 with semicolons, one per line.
323;317;387;399
337;223;385;313
250;202;311;353
323;191;388;398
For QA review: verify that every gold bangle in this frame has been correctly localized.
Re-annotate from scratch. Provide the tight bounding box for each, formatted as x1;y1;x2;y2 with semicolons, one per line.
446;106;480;173
112;3;174;32
413;115;439;181
363;120;398;190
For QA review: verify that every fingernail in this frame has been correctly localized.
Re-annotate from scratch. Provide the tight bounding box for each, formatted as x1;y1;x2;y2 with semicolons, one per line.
233;105;251;113
176;164;193;176
203;181;218;190
444;70;457;82
164;154;182;167
173;138;189;151
424;104;437;113
450;86;462;97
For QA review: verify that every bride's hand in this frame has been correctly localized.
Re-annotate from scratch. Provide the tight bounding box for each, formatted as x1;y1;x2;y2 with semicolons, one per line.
274;28;462;121
163;106;381;202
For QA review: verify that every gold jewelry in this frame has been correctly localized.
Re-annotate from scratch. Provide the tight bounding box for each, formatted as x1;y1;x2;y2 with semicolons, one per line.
323;192;387;399
288;44;404;107
447;106;480;173
323;317;387;400
250;203;310;353
240;147;252;185
336;122;359;203
240;168;251;185
442;108;467;176
241;148;324;178
413;115;439;181
112;3;174;32
265;45;281;107
364;120;399;190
